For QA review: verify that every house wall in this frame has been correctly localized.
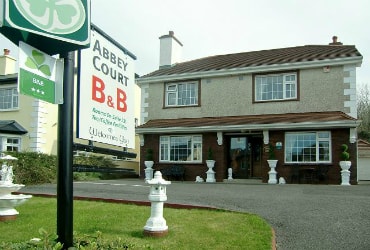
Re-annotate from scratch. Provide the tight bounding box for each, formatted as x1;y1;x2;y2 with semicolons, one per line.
265;128;357;185
142;66;351;122
1;85;59;154
140;133;228;181
140;128;357;184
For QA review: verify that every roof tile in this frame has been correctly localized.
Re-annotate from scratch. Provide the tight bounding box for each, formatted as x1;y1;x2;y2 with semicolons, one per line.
141;45;362;78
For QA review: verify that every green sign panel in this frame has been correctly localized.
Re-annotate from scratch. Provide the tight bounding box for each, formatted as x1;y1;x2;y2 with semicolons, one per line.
0;0;90;54
19;41;63;104
19;68;56;103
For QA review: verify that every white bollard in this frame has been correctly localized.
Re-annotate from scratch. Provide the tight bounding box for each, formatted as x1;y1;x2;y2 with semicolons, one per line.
227;168;233;180
143;171;171;237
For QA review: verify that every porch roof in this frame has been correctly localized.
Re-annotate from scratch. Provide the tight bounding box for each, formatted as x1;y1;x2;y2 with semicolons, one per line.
0;120;28;135
136;111;358;134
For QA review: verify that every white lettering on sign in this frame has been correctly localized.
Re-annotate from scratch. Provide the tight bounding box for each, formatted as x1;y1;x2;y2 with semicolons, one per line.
32;78;44;86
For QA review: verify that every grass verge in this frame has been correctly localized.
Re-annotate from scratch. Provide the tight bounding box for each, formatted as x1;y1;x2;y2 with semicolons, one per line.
0;197;272;249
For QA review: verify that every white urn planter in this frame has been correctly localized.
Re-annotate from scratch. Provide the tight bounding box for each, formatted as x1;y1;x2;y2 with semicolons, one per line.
144;161;154;180
206;160;216;183
267;160;278;184
339;161;351;186
0;157;32;221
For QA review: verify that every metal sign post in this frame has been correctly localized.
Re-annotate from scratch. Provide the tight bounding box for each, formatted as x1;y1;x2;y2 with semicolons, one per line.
57;51;75;248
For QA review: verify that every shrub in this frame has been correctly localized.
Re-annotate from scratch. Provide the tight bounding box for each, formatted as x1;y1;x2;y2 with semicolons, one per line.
145;148;153;161
5;151;57;185
73;154;118;168
341;144;350;161
73;155;119;180
0;152;121;185
268;144;276;160
207;147;214;160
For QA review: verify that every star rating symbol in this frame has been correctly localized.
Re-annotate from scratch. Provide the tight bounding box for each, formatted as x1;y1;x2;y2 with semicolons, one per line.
31;87;45;95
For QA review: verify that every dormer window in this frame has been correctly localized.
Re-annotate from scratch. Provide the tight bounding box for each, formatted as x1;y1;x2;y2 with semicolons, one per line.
254;72;298;102
165;80;199;107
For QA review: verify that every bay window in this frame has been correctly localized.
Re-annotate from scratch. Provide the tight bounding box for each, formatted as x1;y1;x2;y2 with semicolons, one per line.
285;132;331;163
160;135;202;162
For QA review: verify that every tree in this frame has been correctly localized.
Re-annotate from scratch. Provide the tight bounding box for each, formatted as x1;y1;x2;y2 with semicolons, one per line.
357;84;370;141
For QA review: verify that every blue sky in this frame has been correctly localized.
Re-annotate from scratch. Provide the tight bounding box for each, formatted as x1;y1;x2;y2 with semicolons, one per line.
1;0;369;86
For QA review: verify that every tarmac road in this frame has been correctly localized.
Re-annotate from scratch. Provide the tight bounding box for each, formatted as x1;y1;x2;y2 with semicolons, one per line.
19;179;370;250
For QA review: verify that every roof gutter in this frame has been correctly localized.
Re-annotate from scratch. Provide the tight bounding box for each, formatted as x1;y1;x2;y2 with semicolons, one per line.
136;120;360;134
136;56;363;84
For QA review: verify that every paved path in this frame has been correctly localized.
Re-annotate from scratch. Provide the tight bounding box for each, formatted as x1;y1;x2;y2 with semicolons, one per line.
20;179;370;250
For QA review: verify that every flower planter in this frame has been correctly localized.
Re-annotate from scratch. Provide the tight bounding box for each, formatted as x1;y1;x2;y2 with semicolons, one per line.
144;161;154;180
339;161;351;171
339;161;351;185
267;160;278;184
206;160;216;182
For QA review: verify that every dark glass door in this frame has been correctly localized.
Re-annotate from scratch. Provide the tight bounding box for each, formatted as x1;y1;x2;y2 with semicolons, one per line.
230;137;251;178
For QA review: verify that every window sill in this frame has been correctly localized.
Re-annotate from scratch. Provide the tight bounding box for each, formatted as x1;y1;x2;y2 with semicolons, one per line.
283;163;333;166
164;105;200;109
159;161;203;164
0;108;20;112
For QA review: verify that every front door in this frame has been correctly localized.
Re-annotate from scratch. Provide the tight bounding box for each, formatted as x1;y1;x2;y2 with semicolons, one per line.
229;136;263;179
230;137;251;178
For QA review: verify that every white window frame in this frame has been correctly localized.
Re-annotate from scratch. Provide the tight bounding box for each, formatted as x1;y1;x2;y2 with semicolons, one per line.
255;72;297;101
165;81;198;107
160;135;202;163
0;86;19;110
285;131;331;163
0;135;22;152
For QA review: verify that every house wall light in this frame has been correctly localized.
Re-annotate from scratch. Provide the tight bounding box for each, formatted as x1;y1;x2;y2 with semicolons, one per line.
276;142;282;150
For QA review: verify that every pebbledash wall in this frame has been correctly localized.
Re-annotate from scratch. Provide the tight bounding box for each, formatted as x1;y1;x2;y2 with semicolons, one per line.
140;66;352;123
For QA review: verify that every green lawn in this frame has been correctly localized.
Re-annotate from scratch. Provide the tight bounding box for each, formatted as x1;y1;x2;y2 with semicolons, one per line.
0;197;272;249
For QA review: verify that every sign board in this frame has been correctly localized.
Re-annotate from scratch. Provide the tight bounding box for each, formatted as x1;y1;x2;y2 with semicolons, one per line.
77;26;136;148
0;0;90;54
18;41;63;104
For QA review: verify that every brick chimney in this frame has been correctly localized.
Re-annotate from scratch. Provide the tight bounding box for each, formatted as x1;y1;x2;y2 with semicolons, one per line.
329;36;343;45
159;31;183;69
0;49;16;75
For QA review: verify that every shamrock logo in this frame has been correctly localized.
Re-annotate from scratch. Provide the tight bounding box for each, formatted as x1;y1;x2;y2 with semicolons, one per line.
25;50;51;77
13;0;86;34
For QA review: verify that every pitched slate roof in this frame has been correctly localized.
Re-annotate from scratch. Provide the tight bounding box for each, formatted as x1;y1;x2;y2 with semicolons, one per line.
0;73;17;84
141;45;362;78
0;120;28;134
136;111;358;133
